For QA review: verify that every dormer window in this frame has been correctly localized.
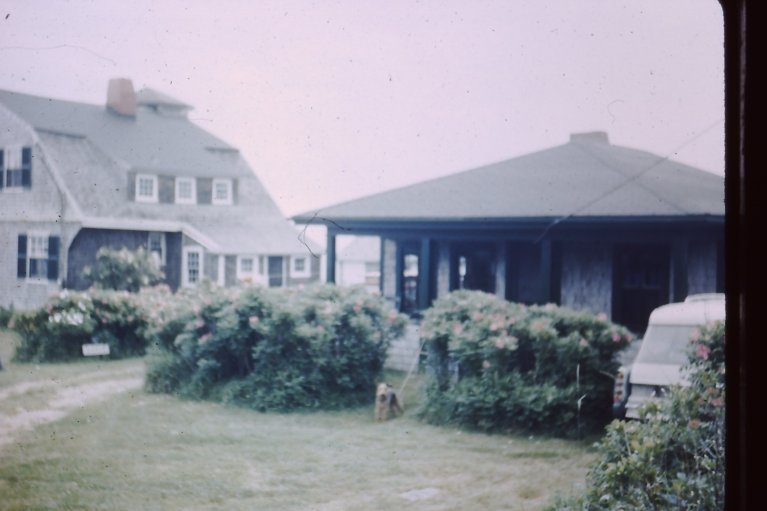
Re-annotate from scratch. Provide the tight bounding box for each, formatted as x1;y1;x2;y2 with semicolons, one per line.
136;174;158;203
212;179;233;205
1;146;32;191
175;177;196;204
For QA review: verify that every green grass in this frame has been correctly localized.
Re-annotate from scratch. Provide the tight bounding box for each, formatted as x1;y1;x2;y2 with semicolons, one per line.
0;331;597;511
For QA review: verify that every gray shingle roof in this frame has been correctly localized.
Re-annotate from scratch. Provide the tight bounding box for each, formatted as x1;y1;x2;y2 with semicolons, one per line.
1;88;315;255
294;135;724;223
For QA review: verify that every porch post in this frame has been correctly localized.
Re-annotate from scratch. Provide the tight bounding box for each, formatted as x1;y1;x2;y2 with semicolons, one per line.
495;242;507;300
418;237;432;310
672;239;689;302
539;239;552;304
326;230;336;283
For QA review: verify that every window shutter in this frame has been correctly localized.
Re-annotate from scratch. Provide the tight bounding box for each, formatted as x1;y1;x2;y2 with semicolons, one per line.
0;149;4;190
21;147;32;188
47;236;60;281
17;235;27;278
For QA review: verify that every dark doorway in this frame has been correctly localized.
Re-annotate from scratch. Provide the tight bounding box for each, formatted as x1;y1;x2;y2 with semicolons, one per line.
451;243;495;293
612;244;671;333
268;256;284;287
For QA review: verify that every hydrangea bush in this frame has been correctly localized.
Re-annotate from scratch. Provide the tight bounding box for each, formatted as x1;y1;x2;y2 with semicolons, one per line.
547;320;725;510
418;290;633;436
11;289;149;362
82;246;164;292
144;284;408;411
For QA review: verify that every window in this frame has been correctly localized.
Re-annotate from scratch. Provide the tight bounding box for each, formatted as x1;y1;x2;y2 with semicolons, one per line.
212;179;233;205
182;246;204;287
1;146;32;191
136;174;158;203
175;177;196;204
17;233;59;281
237;255;257;283
291;256;310;278
147;232;166;267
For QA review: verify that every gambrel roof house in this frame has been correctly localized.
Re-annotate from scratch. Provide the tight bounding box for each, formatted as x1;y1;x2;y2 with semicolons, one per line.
1;79;319;309
295;132;724;333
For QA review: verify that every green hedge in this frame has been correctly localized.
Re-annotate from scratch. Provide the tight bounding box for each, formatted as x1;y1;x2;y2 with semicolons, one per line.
548;321;725;510
417;290;633;436
11;289;150;362
144;284;408;411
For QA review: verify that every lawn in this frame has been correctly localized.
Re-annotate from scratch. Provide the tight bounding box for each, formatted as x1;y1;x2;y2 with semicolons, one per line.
0;330;597;511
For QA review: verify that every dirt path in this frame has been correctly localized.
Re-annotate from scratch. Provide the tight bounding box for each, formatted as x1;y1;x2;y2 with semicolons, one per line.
0;365;144;449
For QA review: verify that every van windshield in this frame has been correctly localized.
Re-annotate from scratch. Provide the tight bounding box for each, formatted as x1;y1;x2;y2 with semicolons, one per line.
636;325;698;365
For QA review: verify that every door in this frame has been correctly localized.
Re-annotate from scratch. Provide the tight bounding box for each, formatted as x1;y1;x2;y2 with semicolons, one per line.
268;256;284;287
612;244;670;333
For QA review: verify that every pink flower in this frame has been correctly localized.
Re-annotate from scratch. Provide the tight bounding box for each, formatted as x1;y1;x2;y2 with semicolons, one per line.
696;343;711;360
579;338;589;348
482;360;491;369
452;323;464;335
471;312;484;322
688;419;701;429
248;315;260;328
353;304;362;313
195;318;205;328
495;338;506;349
711;397;724;407
689;328;701;343
596;312;608;322
612;333;622;343
199;333;212;344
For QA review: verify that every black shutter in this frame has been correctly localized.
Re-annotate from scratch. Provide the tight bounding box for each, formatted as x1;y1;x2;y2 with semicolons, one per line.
0;149;4;190
21;147;32;188
47;236;60;281
17;235;27;278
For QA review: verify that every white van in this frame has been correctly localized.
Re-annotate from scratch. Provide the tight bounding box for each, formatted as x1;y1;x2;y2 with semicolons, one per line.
613;293;725;419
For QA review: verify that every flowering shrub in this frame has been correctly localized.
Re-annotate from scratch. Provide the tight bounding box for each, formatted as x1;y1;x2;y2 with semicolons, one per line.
82;246;164;292
418;291;633;435
547;321;725;510
144;284;408;411
12;289;150;362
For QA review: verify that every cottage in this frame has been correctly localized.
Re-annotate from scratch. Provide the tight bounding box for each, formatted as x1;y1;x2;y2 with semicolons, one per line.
1;79;319;309
294;132;724;332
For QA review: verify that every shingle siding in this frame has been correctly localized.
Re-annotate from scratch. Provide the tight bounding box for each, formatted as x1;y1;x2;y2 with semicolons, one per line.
67;229;150;290
560;241;613;317
158;175;174;204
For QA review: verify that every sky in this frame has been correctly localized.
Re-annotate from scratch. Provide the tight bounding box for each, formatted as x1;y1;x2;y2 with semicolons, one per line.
0;0;724;219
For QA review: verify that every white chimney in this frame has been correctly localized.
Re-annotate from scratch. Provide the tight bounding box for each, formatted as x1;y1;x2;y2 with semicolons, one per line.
106;78;137;116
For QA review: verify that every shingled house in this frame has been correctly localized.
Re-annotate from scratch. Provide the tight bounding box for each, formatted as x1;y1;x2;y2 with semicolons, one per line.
1;79;319;310
294;132;724;333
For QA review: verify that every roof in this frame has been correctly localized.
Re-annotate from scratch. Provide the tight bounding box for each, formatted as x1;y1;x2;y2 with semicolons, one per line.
0;88;240;177
293;133;724;224
649;294;725;326
0;87;315;256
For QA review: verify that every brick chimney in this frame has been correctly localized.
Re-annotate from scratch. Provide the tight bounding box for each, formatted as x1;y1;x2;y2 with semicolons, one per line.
570;131;609;144
106;78;137;116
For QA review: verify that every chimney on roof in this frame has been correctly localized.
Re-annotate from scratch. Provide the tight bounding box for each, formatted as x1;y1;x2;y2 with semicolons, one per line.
106;78;137;116
570;131;609;144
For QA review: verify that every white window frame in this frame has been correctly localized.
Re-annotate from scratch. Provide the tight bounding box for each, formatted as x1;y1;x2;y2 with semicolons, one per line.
212;178;233;205
26;231;50;282
182;246;204;288
290;255;311;278
237;255;257;283
135;174;158;203
175;177;197;205
2;145;25;192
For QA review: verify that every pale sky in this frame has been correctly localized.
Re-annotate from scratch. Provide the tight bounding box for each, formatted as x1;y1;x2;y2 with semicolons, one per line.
0;0;724;218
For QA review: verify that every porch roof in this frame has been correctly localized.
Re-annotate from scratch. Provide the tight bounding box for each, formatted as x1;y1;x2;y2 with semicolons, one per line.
293;134;724;225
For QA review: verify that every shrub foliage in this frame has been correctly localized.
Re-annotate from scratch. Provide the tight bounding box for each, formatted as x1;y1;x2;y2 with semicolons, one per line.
144;284;408;411
417;291;633;436
548;320;725;510
82;246;164;292
11;289;150;362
